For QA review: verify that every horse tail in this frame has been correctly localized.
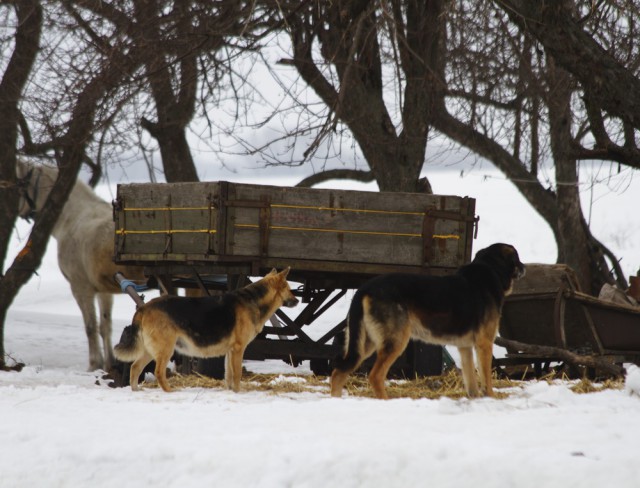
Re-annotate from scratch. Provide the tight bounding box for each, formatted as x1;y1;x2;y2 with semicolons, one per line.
114;312;144;362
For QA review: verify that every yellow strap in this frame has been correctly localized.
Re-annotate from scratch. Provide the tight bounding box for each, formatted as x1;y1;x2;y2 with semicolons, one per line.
117;202;458;239
115;226;459;239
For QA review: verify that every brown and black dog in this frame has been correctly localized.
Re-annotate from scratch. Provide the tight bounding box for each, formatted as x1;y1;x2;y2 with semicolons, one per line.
114;268;298;392
330;243;525;399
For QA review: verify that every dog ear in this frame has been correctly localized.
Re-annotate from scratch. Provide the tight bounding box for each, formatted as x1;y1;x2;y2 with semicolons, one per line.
268;268;277;276
279;267;291;279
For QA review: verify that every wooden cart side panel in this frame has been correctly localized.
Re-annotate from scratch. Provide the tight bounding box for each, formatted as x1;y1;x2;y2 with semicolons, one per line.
115;183;167;256
232;227;431;266
115;181;477;271
224;182;471;268
115;182;221;257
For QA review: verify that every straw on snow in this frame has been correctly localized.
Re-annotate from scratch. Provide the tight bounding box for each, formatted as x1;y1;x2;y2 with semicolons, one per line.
138;368;624;399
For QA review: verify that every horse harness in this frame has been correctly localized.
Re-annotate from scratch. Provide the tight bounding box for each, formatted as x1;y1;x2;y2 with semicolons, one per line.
16;166;41;222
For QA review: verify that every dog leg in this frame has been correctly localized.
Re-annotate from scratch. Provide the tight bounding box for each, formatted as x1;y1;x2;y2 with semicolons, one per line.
330;340;375;398
154;348;174;393
458;346;480;398
368;338;408;400
130;351;153;391
475;335;495;397
367;356;391;400
224;352;232;388
330;368;354;398
227;344;245;392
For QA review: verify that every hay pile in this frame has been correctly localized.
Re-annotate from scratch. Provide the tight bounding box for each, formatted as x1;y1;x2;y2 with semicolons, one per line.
142;368;624;399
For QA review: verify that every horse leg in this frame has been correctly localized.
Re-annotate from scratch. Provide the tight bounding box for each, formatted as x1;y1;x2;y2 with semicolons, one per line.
97;292;115;370
70;287;103;371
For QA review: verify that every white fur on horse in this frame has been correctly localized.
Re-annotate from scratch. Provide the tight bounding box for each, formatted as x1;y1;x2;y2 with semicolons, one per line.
16;160;145;371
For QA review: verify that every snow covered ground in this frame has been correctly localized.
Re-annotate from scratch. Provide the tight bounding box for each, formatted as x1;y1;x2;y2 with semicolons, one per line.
2;169;640;487
4;295;640;488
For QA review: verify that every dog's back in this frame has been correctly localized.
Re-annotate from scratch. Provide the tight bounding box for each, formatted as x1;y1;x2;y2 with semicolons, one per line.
342;270;498;350
146;294;239;346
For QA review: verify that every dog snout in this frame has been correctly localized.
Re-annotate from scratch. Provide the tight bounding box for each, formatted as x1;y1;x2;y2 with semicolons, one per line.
283;296;299;308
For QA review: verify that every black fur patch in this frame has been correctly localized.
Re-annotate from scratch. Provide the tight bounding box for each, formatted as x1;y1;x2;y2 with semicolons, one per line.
236;282;269;303
358;243;523;338
147;281;275;348
115;324;138;351
150;295;238;347
361;273;483;337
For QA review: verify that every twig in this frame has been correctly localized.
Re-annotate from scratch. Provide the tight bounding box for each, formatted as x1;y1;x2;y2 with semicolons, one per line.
495;336;625;378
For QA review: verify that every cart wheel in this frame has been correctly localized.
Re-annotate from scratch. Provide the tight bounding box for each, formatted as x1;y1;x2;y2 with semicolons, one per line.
194;357;225;380
310;358;332;376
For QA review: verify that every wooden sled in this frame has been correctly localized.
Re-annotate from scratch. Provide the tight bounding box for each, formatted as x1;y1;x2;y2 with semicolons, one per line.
497;264;640;378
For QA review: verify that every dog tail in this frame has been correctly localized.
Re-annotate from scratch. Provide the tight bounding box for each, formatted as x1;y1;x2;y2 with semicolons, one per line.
333;290;366;372
114;314;144;362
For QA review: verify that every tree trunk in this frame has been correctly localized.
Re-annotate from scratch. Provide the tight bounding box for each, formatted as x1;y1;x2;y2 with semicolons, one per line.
357;133;427;192
140;118;198;182
0;8;134;368
288;1;442;193
134;0;199;183
546;58;592;291
547;57;613;294
0;0;42;368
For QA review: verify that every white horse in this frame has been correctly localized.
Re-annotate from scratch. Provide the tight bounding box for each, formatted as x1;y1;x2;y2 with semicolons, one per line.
16;160;145;371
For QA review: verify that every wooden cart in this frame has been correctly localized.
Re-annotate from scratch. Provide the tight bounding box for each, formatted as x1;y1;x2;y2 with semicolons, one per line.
113;180;478;376
498;264;640;377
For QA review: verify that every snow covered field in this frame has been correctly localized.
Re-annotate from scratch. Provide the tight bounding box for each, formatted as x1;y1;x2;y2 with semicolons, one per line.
2;169;640;487
3;293;640;488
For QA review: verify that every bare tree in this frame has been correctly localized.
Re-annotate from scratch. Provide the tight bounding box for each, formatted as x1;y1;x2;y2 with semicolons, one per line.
0;1;147;368
0;0;42;370
497;0;640;134
264;1;634;293
66;0;271;183
432;1;632;293
265;0;447;192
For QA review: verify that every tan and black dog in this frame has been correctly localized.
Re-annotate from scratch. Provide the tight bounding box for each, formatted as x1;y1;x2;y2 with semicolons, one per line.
114;268;298;392
330;243;525;399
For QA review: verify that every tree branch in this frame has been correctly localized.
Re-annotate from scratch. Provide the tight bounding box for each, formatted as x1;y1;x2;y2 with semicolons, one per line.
496;0;640;129
495;336;625;378
296;169;375;188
